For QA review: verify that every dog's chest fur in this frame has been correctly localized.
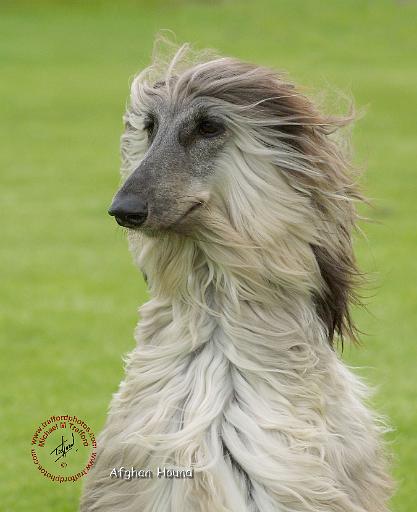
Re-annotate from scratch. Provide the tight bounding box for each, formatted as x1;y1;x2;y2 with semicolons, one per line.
81;285;391;512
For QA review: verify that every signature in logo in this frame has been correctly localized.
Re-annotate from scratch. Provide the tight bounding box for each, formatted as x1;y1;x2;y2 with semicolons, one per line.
50;433;75;462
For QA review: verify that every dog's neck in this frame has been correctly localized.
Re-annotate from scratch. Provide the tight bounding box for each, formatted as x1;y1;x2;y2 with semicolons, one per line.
129;231;331;361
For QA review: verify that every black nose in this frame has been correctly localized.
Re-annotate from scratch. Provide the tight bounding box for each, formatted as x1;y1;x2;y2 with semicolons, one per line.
108;194;148;228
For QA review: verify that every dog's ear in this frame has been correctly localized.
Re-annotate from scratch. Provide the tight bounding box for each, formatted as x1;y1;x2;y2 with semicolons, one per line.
259;83;363;344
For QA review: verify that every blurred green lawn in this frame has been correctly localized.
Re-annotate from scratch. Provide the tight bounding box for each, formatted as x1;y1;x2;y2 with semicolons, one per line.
1;1;416;510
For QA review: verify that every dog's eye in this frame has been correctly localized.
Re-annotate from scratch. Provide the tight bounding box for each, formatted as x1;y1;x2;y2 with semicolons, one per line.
197;118;225;138
143;117;155;137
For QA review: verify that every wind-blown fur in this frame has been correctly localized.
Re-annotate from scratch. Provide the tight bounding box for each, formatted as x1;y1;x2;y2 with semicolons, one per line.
81;43;392;511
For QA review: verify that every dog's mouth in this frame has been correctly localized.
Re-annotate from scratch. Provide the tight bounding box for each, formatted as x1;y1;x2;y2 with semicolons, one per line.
177;201;204;222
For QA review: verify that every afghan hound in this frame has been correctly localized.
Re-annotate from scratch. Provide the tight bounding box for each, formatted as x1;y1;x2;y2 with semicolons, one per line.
80;43;392;512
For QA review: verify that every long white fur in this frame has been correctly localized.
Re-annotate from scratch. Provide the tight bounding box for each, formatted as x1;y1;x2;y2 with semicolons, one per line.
80;44;392;512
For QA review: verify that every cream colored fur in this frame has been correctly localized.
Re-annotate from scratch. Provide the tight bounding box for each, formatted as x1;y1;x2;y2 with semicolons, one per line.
80;44;392;512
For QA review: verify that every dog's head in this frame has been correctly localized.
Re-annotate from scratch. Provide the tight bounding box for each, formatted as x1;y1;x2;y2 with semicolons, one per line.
111;43;363;343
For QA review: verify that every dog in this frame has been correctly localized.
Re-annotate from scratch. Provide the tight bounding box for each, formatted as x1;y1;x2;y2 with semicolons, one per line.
80;43;392;512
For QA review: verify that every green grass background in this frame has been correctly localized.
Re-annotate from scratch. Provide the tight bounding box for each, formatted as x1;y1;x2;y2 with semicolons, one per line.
1;1;416;510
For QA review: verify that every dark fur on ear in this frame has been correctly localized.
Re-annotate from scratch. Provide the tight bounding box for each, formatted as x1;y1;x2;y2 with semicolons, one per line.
311;242;362;345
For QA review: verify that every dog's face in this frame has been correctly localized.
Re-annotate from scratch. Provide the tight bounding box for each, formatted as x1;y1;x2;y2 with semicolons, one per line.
109;95;229;233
